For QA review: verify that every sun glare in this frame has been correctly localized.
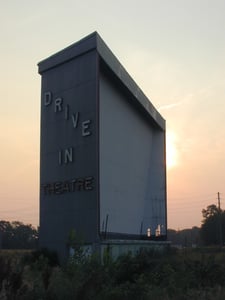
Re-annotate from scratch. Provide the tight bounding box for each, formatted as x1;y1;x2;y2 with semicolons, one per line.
166;130;178;169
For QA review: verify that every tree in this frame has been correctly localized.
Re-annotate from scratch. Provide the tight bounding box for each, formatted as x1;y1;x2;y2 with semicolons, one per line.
0;220;38;249
202;204;219;220
200;204;225;246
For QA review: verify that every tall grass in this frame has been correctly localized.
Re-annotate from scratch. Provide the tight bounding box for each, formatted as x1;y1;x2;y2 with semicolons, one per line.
1;247;225;299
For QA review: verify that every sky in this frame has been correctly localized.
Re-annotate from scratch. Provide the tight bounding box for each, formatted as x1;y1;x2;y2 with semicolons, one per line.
1;0;225;230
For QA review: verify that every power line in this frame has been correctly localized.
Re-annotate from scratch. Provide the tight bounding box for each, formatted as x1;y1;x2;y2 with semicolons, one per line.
168;193;217;200
168;193;224;204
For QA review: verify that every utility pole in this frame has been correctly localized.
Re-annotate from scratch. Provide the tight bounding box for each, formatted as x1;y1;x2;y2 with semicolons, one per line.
218;192;223;247
218;192;221;211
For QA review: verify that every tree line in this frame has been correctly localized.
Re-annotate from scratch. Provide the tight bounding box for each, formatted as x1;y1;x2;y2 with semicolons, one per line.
0;221;38;249
0;204;224;249
168;204;225;247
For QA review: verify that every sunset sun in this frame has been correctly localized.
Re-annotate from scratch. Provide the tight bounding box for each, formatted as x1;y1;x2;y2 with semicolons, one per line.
166;130;178;169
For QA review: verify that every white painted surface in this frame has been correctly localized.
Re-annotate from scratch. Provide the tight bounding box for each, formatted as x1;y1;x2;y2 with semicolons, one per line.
99;74;166;236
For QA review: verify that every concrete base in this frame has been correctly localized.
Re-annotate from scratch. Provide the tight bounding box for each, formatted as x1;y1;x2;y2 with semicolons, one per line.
99;239;170;260
69;239;171;263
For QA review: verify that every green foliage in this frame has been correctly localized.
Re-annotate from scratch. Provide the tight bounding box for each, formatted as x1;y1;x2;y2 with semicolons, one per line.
67;228;92;265
2;248;225;299
168;204;225;248
202;204;219;220
200;204;225;246
28;248;59;267
0;220;38;249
